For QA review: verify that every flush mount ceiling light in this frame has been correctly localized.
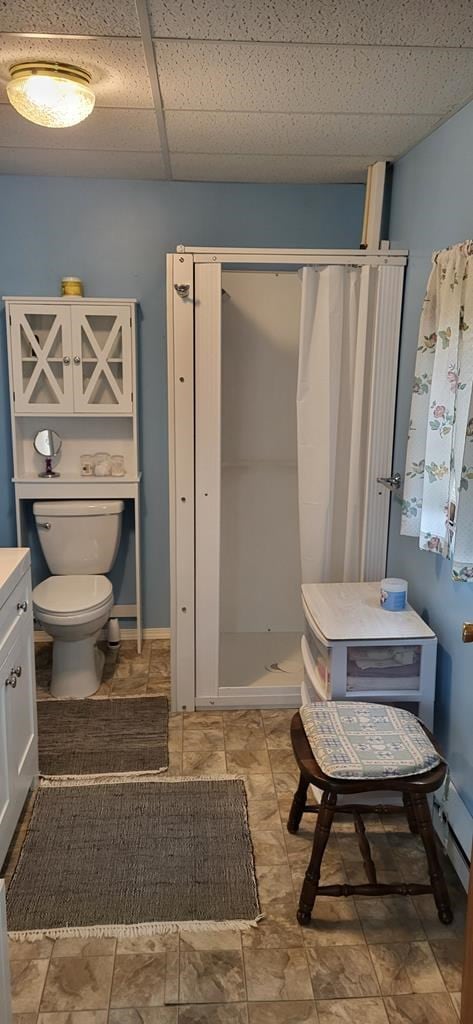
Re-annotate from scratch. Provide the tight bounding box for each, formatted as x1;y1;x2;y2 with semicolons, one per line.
7;61;95;128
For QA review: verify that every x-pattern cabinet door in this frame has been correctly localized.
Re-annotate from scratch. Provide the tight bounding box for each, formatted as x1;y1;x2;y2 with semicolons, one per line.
9;304;73;414
71;305;133;414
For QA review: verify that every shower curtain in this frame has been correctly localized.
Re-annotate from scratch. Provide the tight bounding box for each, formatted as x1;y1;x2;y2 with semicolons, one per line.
401;241;473;580
297;265;373;583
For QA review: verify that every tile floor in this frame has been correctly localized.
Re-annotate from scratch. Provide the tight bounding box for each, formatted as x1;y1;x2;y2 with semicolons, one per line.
4;640;466;1024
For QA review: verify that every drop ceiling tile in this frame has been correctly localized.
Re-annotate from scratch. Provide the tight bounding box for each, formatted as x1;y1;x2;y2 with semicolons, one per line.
0;0;139;37
0;148;165;178
156;40;473;115
171;152;369;183
0;106;161;151
166;110;440;158
150;0;473;46
0;37;152;108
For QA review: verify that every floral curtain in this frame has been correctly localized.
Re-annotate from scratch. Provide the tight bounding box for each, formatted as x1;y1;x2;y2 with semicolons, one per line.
401;241;473;580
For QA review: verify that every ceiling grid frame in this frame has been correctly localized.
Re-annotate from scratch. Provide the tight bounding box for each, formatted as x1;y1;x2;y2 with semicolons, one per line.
2;0;473;181
134;0;172;178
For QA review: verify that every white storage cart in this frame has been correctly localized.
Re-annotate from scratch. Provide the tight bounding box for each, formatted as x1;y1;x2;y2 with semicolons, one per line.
301;582;437;729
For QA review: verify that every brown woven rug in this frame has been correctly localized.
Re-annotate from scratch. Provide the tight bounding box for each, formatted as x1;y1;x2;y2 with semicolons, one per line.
7;779;261;939
37;697;168;780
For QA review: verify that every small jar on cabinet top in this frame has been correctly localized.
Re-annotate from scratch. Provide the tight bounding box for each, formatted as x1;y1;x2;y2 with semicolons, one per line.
61;277;83;297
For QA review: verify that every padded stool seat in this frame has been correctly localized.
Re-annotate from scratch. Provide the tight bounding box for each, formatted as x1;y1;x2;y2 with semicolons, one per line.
300;701;442;780
287;708;453;929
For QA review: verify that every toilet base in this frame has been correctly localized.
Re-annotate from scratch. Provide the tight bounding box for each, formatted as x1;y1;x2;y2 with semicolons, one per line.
51;637;105;699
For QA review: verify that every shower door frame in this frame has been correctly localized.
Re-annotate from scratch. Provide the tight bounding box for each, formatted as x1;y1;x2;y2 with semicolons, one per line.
167;247;407;712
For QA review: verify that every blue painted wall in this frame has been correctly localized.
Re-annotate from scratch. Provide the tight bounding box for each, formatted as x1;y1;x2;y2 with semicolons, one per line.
389;100;473;817
0;176;364;628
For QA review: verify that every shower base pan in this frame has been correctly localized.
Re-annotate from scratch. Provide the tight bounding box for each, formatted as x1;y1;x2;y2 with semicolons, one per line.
196;631;303;709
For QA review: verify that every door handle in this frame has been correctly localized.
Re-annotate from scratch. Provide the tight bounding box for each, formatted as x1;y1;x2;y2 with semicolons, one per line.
5;674;17;688
377;473;401;491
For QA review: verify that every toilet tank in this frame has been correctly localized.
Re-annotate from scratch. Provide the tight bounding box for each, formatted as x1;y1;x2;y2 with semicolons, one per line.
33;500;124;575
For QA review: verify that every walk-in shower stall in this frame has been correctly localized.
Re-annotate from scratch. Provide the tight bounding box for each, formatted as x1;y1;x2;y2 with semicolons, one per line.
167;247;406;711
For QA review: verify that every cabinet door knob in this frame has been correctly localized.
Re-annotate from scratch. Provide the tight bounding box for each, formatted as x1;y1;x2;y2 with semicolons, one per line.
73;355;81;364
12;666;22;678
17;600;28;613
5;675;17;688
63;355;71;365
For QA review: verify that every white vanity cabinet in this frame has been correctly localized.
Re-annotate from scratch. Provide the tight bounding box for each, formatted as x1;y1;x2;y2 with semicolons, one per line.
6;300;134;416
0;881;12;1024
0;549;38;869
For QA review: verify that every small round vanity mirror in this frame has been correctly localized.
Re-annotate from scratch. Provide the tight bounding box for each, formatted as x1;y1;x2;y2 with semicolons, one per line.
33;429;62;478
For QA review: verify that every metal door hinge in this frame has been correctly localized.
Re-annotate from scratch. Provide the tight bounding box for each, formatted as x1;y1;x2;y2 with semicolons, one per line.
174;283;191;299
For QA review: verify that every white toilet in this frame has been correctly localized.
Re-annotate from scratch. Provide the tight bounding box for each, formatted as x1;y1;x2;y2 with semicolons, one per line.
32;500;124;699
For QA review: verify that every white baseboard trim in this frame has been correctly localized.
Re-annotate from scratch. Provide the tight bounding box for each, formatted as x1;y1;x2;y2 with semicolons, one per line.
35;627;171;643
116;627;171;641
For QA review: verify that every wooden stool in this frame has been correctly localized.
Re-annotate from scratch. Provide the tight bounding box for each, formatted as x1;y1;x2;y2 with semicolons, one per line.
287;710;453;927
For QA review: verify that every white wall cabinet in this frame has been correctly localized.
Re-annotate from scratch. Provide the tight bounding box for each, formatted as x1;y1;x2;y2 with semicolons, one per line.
4;297;142;650
0;550;38;869
8;301;133;415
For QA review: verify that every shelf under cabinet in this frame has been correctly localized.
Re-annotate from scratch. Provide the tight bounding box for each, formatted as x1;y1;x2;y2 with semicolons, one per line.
13;473;141;483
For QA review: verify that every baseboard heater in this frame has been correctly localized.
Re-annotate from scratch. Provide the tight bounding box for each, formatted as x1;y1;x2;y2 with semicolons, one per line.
432;778;472;891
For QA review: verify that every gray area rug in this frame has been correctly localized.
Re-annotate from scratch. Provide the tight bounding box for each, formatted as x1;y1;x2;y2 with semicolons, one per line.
7;780;261;938
37;697;168;779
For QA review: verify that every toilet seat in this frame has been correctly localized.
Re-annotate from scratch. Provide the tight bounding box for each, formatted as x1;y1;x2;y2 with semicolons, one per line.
33;574;113;627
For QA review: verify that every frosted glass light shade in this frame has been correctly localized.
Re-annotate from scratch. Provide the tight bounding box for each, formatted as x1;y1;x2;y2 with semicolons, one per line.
7;62;95;128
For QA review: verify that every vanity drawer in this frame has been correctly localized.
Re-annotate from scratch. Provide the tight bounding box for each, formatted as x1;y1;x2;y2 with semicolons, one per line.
0;571;31;659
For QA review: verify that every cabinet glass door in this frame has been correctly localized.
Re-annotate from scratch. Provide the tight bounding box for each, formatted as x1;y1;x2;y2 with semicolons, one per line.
71;305;132;413
9;305;73;413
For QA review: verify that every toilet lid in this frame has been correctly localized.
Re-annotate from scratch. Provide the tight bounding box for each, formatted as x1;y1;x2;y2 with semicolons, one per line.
33;575;113;615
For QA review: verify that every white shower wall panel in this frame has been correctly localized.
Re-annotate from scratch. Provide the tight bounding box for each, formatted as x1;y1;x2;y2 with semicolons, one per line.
220;271;303;636
221;271;300;464
220;462;301;632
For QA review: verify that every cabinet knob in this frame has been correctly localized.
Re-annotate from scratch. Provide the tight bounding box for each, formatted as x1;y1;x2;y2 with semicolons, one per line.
63;355;71;365
16;600;28;613
73;355;81;364
5;675;17;688
12;666;22;678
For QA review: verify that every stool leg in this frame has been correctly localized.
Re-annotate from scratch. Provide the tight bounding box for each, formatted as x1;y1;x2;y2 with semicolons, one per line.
411;793;453;925
403;793;418;835
287;773;310;834
297;790;337;926
354;811;377;884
